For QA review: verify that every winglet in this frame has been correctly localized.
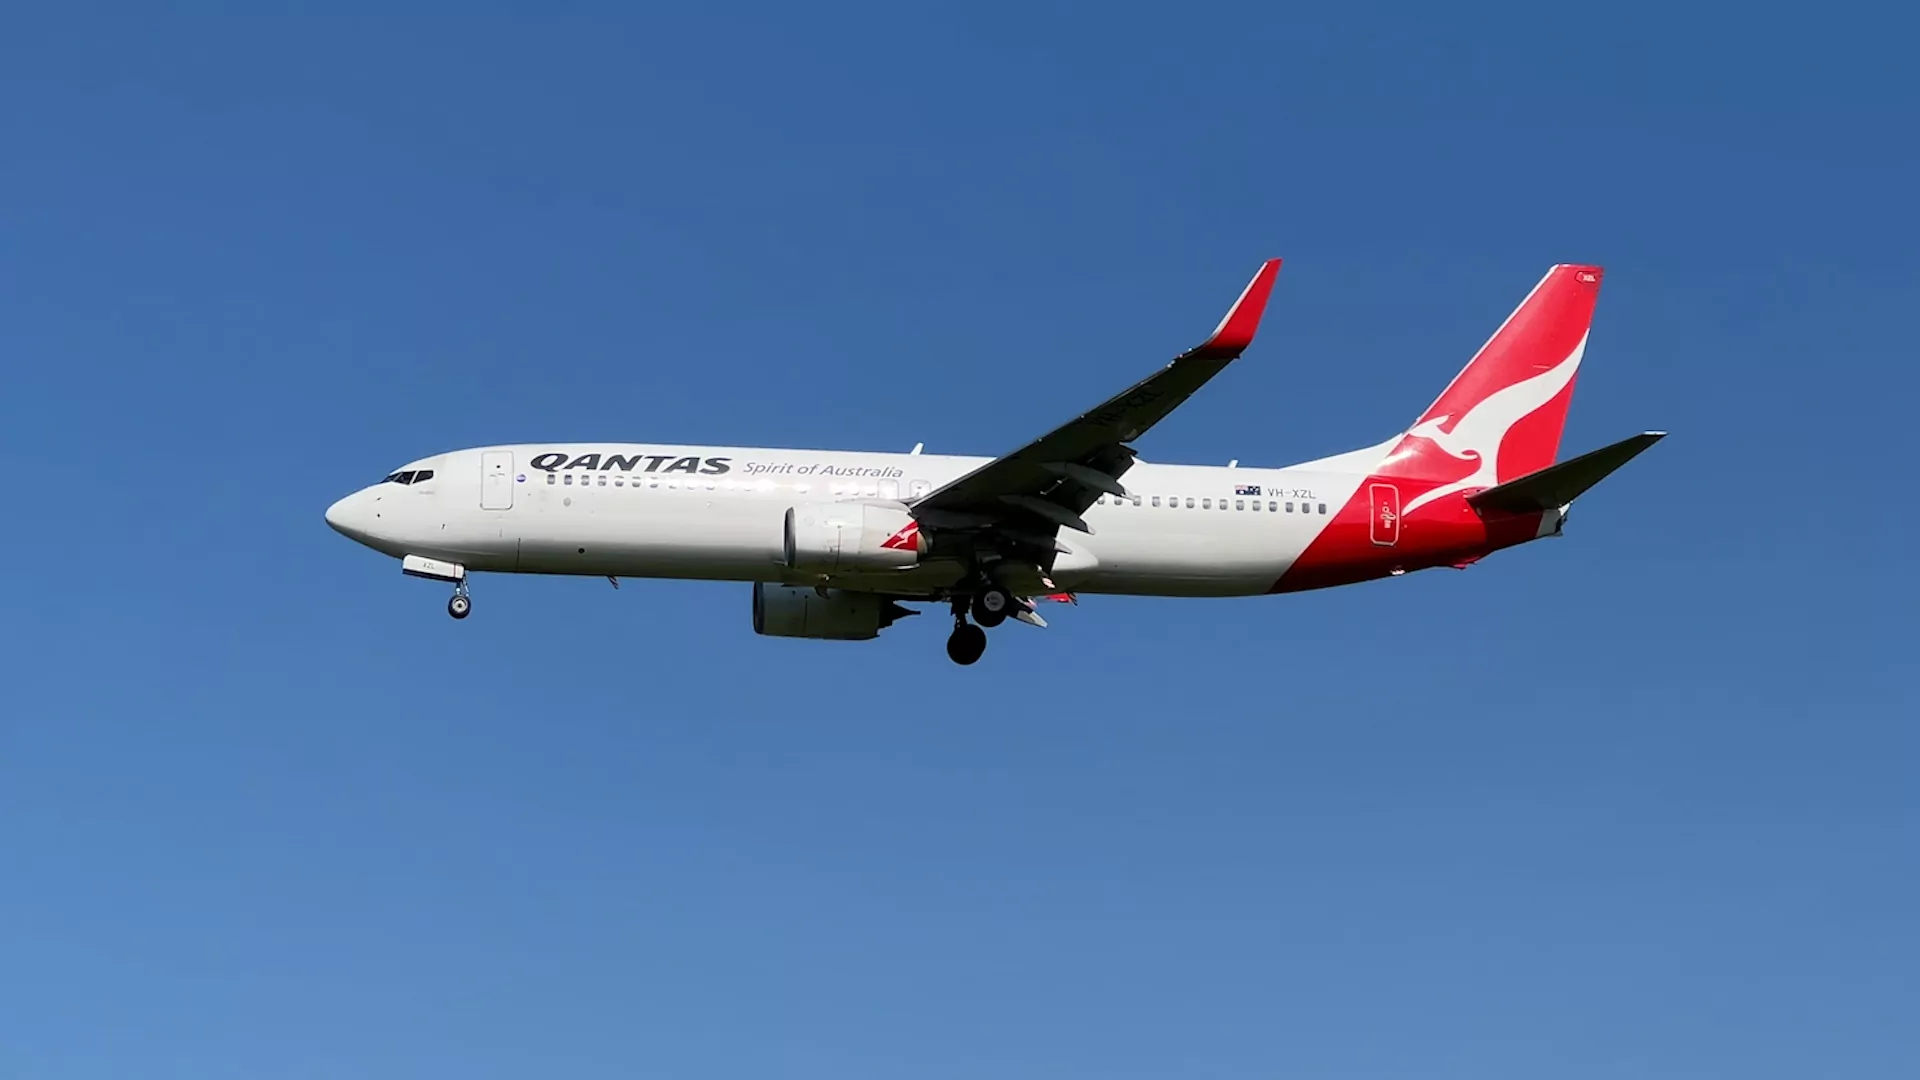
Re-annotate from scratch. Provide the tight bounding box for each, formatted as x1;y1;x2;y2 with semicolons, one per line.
1189;258;1281;360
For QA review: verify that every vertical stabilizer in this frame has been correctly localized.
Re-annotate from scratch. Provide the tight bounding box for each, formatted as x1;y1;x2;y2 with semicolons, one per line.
1378;264;1603;514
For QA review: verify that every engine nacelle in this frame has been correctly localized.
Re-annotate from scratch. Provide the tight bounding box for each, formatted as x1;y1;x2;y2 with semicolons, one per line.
751;583;914;640
782;502;924;573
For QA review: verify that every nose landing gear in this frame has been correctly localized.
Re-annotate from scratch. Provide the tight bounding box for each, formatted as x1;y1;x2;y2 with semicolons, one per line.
401;555;472;621
447;581;472;620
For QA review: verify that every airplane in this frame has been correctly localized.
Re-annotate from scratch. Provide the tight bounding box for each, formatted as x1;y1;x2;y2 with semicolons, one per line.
325;260;1663;665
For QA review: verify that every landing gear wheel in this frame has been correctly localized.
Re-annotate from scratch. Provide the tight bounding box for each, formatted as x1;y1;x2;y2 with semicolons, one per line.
971;586;1012;628
448;593;472;620
946;623;987;665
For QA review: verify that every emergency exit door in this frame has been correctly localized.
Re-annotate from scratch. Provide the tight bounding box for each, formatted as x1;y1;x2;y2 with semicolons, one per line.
481;451;515;510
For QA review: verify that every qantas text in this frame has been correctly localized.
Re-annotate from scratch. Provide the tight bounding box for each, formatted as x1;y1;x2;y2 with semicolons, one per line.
528;452;907;480
530;452;732;475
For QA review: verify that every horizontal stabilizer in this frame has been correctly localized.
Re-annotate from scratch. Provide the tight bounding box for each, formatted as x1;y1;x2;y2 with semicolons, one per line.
1468;431;1666;514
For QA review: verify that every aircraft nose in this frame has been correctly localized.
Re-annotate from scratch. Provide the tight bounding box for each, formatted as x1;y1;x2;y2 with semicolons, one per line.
325;492;368;541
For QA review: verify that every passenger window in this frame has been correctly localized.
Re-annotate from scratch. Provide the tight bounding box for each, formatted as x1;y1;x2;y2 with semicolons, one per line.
614;477;625;487
1202;498;1211;509
1131;496;1141;506
1251;500;1261;511
1185;497;1195;508
1268;500;1276;512
1285;501;1293;512
1151;496;1160;507
1097;495;1107;505
1235;500;1244;510
1219;500;1228;510
545;473;556;485
596;475;607;486
1318;503;1328;514
563;474;574;486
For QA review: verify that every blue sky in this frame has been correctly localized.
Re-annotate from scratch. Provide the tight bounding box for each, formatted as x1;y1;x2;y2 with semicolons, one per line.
2;5;1913;1077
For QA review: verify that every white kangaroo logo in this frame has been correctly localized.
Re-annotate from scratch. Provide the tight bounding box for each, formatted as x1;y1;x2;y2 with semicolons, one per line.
1399;333;1587;516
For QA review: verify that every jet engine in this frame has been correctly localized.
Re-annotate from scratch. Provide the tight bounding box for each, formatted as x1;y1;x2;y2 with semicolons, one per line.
782;503;924;573
751;583;916;640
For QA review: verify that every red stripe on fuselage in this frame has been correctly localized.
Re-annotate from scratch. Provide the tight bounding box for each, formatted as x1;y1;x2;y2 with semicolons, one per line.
1272;483;1547;593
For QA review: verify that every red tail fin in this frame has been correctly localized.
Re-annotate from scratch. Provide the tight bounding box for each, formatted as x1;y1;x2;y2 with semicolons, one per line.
1379;265;1602;510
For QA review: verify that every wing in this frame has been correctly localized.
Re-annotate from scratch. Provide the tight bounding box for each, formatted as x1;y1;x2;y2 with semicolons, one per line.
912;259;1281;549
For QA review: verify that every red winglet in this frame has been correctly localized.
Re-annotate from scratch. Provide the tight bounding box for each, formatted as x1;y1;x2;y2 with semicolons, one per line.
1189;258;1281;360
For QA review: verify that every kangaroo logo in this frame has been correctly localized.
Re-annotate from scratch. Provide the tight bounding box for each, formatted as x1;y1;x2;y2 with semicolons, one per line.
880;520;923;551
1398;333;1588;515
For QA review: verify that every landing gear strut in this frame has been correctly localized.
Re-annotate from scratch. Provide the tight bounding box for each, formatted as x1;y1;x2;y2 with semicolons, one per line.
945;595;987;665
447;581;472;620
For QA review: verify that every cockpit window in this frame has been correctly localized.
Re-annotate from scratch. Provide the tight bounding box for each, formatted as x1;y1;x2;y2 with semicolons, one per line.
381;470;424;485
412;469;433;483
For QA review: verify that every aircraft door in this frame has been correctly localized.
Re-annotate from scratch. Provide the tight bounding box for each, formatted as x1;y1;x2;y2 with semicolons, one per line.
908;479;931;499
1369;482;1400;546
481;451;515;510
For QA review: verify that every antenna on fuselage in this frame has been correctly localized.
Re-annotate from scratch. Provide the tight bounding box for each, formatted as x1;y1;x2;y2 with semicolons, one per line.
910;442;924;455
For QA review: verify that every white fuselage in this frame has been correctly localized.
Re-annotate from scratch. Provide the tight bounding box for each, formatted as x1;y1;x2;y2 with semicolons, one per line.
323;442;1390;598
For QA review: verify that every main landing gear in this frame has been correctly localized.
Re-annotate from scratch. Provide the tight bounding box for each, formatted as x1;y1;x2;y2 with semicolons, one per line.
944;582;1022;665
946;616;988;665
970;585;1013;628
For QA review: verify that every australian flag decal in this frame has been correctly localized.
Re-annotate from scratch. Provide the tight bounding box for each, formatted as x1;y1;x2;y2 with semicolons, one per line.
1234;484;1262;496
